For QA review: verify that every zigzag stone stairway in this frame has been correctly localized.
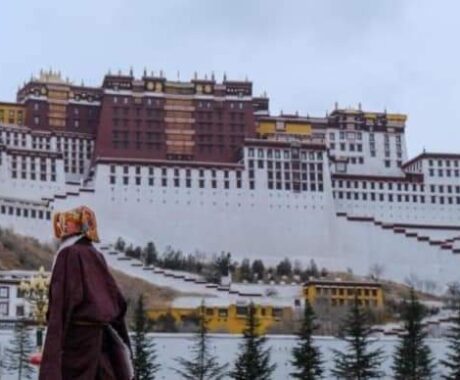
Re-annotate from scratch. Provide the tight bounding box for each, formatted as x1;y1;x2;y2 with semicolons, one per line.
98;245;265;298
336;212;460;255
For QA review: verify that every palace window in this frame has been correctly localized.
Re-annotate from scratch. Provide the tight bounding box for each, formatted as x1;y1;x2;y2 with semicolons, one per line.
0;287;9;299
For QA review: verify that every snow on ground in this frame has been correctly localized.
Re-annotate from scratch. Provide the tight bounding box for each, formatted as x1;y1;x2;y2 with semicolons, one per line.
0;330;451;379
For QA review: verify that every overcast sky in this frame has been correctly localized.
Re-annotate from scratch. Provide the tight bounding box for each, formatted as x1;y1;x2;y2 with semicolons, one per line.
1;0;459;156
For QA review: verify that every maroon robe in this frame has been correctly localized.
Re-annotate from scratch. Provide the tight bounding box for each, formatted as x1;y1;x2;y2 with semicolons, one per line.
39;238;132;380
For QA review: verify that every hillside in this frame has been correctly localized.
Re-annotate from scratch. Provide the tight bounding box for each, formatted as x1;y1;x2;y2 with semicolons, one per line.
0;228;56;270
0;228;176;310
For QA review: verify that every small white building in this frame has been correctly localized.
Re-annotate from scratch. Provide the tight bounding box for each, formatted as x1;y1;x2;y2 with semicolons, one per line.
0;270;46;323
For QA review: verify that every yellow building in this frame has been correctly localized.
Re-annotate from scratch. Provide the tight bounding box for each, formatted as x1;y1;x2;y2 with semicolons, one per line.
303;279;384;308
0;102;26;126
148;300;293;334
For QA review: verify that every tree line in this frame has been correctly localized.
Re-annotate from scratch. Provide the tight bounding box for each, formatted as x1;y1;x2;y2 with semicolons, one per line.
115;237;328;284
5;289;460;379
130;289;460;379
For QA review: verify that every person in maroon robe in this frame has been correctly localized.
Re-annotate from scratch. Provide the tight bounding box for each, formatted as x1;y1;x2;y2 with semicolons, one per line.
39;206;133;380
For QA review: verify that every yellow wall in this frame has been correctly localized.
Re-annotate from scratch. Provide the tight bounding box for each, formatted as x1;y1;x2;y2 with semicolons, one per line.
257;121;276;135
304;283;384;308
364;112;407;123
257;120;312;137
0;103;26;126
148;304;293;334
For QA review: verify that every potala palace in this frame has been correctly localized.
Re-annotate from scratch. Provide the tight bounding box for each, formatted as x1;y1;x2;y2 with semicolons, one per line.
0;70;459;291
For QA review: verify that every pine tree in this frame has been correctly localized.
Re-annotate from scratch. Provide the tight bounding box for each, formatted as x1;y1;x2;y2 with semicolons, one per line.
230;303;276;380
174;303;228;380
441;300;460;379
132;294;160;380
331;296;384;379
290;300;323;379
392;288;434;380
4;320;35;380
143;242;158;266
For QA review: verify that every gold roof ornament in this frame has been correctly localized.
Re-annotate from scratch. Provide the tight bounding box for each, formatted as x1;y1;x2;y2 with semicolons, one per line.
37;69;65;84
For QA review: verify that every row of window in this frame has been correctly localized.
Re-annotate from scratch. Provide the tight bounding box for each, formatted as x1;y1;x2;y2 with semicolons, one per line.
428;168;460;178
334;191;460;205
428;159;460;168
0;206;51;220
0;131;93;157
0;109;24;125
10;156;57;181
11;170;56;181
110;175;244;190
326;298;379;307
249;160;324;172
330;141;402;157
266;171;323;181
0;302;25;317
313;287;379;297
112;96;248;109
0;286;25;299
333;180;460;194
268;182;324;192
329;131;402;143
247;148;324;161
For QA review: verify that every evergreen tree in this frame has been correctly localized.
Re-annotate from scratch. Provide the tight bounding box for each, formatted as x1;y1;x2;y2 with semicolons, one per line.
441;300;460;379
230;303;276;380
174;303;228;380
115;237;126;252
240;259;252;282
290;300;324;379
331;296;384;379
132;295;160;380
392;288;434;380
4;320;35;380
276;258;292;278
143;242;158;266
251;260;266;281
